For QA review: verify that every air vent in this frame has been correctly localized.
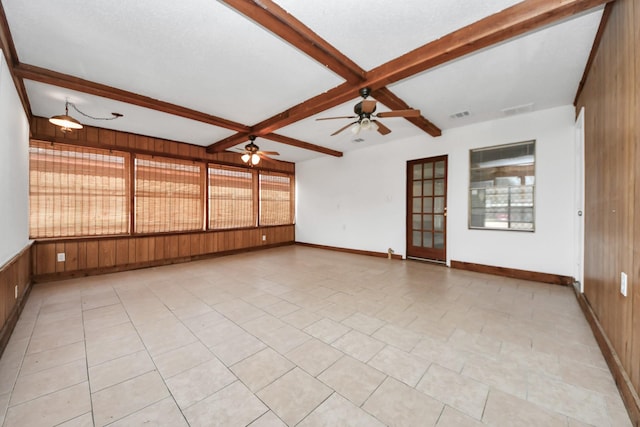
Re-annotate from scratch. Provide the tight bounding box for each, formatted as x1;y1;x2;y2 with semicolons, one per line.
351;138;365;143
502;103;534;116
449;110;470;119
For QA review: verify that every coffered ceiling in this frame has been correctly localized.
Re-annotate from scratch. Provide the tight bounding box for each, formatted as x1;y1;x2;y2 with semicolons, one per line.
0;0;611;163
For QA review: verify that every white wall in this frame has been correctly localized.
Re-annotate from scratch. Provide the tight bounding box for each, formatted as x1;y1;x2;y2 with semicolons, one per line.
296;105;577;276
0;52;31;267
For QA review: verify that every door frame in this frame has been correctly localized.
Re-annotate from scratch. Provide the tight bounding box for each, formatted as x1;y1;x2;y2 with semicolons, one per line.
574;107;585;292
406;155;448;262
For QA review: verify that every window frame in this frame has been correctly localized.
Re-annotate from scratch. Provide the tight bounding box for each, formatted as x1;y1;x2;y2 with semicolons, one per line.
468;140;536;232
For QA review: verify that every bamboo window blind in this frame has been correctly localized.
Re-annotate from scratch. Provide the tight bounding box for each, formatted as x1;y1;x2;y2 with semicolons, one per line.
29;141;129;238
208;165;255;229
259;172;294;226
134;155;204;233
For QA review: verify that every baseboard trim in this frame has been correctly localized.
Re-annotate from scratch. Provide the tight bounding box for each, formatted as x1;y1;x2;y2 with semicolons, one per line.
573;285;640;427
33;241;294;283
450;260;573;286
295;242;403;260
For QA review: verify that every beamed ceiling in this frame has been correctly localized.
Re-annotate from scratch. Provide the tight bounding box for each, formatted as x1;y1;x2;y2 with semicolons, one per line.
0;0;613;163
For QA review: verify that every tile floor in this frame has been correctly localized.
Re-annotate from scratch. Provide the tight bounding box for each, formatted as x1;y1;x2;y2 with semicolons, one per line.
0;246;632;426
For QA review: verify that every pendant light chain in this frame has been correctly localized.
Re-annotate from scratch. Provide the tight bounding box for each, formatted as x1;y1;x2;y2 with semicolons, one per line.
68;101;123;121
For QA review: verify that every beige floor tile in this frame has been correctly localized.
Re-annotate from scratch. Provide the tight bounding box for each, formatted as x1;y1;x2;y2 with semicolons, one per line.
331;330;386;363
184;380;268;427
363;377;443;427
0;247;631;426
527;373;611;427
257;368;332;426
304;318;351;344
134;316;198;356
318;356;386;406
10;358;87;406
86;327;145;367
56;412;94;426
462;354;528;399
260;324;311;354
210;331;266;366
108;397;188;427
298;392;385;427
248;410;287;426
165;358;237;409
231;348;294;392
281;309;323;329
411;336;468;373
482;389;567;427
92;370;169;426
88;350;155;392
263;300;301;318
341;312;386;335
436;406;484;427
416;363;489;420
286;338;343;377
19;341;85;376
243;314;287;335
4;381;91;427
82;303;129;332
153;341;215;379
372;324;422;352
368;345;429;387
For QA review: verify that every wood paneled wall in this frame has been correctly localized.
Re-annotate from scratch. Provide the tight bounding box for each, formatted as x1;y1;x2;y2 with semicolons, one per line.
576;0;639;420
33;226;294;281
0;244;32;355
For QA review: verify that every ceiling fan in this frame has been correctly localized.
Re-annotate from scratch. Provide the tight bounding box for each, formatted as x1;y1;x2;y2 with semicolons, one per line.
236;136;279;166
316;87;420;136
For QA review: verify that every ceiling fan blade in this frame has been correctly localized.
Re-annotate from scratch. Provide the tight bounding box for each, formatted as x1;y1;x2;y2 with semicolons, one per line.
259;151;280;156
374;120;391;135
316;115;357;121
361;100;377;114
331;121;358;136
376;109;421;118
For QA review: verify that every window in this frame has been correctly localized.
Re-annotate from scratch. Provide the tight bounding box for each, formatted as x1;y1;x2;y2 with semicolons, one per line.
29;141;129;238
135;155;204;233
259;172;294;226
208;165;255;229
469;141;535;231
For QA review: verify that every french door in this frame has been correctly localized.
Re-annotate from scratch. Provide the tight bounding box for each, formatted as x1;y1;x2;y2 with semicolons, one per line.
406;155;448;262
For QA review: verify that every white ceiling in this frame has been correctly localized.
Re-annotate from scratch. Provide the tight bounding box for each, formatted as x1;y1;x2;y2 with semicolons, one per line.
2;0;604;163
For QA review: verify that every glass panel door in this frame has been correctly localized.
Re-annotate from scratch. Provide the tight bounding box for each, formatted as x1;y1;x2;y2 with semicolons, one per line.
407;156;448;261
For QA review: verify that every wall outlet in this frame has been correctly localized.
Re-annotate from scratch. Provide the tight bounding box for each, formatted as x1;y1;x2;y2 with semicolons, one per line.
620;272;628;297
14;285;18;299
57;252;65;262
262;235;266;241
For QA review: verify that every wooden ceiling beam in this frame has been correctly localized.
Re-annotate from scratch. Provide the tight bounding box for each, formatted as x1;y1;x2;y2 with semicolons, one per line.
211;0;609;151
0;2;31;118
365;0;615;89
263;133;343;157
221;0;365;84
207;132;252;152
372;87;442;137
14;63;251;133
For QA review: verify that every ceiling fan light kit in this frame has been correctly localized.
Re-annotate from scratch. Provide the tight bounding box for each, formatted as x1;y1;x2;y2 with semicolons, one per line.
239;136;280;166
317;87;419;137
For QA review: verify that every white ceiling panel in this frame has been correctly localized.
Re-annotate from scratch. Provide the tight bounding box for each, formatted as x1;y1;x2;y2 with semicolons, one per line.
388;8;604;130
3;0;343;124
273;0;524;70
25;80;236;146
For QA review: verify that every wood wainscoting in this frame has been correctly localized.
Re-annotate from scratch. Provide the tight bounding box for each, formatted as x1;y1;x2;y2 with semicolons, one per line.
0;244;32;357
450;260;574;286
33;225;294;282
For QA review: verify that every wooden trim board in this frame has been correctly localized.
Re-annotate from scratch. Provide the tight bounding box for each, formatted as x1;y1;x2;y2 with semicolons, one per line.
296;242;403;260
573;285;640;426
450;260;573;286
